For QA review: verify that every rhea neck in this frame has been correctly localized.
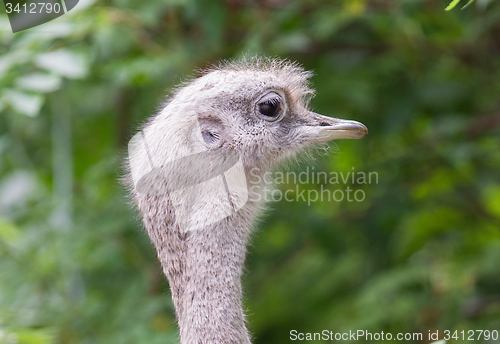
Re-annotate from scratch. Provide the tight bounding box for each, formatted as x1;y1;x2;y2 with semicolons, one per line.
141;191;259;344
138;153;270;344
178;214;253;344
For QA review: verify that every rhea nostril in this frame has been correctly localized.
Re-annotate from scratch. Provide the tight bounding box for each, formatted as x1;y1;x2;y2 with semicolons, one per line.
319;121;330;127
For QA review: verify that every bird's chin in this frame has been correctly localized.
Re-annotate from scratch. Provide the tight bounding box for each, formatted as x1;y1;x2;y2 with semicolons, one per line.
305;120;368;143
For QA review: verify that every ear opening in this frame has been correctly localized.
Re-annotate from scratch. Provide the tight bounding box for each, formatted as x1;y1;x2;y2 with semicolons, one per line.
197;115;225;148
201;129;220;145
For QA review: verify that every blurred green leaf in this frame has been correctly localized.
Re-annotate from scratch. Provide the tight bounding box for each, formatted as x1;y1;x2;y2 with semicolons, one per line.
15;74;62;93
482;185;500;217
0;218;20;241
1;90;44;117
445;0;463;10
34;50;88;79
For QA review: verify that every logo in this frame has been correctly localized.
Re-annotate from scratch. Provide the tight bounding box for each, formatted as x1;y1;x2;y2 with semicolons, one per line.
128;116;249;233
4;0;79;33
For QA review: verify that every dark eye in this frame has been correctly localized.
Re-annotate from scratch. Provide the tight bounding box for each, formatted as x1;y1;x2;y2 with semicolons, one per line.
258;98;281;118
256;91;285;122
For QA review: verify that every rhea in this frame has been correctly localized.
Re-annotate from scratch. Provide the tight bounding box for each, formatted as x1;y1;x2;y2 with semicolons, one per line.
127;58;367;344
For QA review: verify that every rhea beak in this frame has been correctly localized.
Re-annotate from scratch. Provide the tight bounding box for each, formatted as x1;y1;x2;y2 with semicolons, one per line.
305;113;368;143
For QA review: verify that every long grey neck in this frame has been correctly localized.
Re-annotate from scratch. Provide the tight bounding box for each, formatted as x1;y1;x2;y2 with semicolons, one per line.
177;217;251;344
139;195;255;344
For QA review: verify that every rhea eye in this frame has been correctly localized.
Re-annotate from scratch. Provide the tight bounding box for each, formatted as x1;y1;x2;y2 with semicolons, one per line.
256;92;285;121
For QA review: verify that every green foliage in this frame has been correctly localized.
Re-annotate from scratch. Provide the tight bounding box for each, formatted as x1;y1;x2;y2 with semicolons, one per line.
1;0;500;343
445;0;475;11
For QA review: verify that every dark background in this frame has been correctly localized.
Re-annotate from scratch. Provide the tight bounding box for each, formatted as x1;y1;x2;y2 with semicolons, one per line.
0;0;499;343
